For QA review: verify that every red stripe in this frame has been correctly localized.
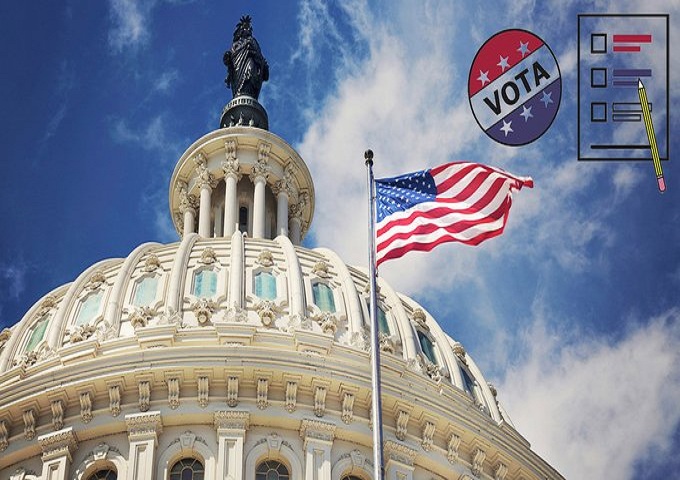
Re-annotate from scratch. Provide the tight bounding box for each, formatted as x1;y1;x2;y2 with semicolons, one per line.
613;46;641;52
613;34;651;43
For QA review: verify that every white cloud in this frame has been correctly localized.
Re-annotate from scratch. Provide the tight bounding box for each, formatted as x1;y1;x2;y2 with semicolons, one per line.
154;69;179;94
111;114;183;158
108;0;153;53
498;308;680;479
0;259;29;301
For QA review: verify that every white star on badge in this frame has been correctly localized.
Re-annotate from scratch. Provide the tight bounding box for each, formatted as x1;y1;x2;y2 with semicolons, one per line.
497;55;510;72
500;120;513;137
540;90;553;107
517;41;530;58
477;70;490;86
520;105;533;122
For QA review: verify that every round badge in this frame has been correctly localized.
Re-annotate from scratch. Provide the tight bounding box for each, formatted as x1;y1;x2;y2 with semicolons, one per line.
468;29;561;146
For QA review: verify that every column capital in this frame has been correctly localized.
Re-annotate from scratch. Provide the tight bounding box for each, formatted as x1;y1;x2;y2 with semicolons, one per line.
288;191;309;221
384;440;417;467
273;165;297;199
179;192;198;215
222;158;242;181
197;167;217;190
214;410;250;432
249;157;270;183
299;418;336;444
125;411;163;441
38;427;78;462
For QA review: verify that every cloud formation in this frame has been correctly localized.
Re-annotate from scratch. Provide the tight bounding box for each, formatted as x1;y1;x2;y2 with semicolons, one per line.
108;0;152;53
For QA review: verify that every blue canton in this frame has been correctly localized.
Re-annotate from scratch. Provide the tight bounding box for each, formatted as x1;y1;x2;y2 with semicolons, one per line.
375;169;437;223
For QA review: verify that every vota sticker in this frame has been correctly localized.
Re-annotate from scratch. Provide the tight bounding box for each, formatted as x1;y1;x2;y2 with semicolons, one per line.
469;29;561;146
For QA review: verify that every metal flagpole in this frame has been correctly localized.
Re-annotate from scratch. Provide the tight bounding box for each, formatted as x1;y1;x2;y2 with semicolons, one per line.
365;149;385;480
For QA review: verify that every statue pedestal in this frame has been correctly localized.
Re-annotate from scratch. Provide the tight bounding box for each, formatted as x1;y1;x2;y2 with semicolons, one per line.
220;95;269;130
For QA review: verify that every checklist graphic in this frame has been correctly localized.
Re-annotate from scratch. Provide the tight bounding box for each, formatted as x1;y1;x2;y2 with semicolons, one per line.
578;14;669;161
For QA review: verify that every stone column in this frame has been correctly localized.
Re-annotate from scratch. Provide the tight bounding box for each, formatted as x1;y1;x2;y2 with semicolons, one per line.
288;192;307;246
194;153;216;238
222;143;241;237
299;419;336;480
214;411;250;480
125;411;163;480
274;165;296;238
383;440;417;480
38;427;78;480
250;144;270;239
176;181;197;236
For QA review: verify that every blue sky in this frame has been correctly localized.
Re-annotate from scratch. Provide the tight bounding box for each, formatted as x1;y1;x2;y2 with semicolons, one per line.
1;1;679;478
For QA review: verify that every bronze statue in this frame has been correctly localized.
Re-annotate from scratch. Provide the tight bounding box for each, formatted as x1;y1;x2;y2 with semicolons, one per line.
223;16;269;100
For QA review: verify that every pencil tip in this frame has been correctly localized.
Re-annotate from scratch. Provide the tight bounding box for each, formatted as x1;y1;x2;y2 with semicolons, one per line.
638;78;644;88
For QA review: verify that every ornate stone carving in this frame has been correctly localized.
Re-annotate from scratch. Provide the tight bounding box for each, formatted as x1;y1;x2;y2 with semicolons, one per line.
395;410;410;441
452;341;467;363
383;440;417;467
199;247;217;265
350;329;369;351
341;392;355;424
313;386;327;417
192;298;217;325
143;254;161;272
421;421;436;451
214;410;250;431
167;378;180;409
285;313;312;333
472;448;486;477
50;400;64;431
285;381;297;413
14;350;39;371
227;376;239;407
256;378;268;409
379;332;396;353
288;191;309;221
312;311;337;335
0;328;11;353
299;418;336;443
0;419;8;451
39;427;78;461
494;462;508;480
160;305;183;326
92;442;111;460
249;144;270;183
23;409;36;440
256;249;274;267
138;381;151;412
274;164;297;199
86;270;107;290
197;376;209;408
255;300;278;327
67;323;98;343
193;151;207;168
130;306;156;330
125;411;163;438
418;354;448;384
225;304;247;323
109;385;121;417
447;432;461;463
179;187;198;216
338;449;372;471
222;140;241;178
412;308;429;330
80;392;93;423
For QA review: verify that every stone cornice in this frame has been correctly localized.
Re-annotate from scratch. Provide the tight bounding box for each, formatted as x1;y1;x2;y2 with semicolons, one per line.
299;418;336;443
125;411;163;440
214;410;250;432
384;439;418;467
38;426;77;461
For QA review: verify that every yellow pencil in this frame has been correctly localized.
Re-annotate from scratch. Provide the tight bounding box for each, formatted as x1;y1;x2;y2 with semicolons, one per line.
638;79;665;192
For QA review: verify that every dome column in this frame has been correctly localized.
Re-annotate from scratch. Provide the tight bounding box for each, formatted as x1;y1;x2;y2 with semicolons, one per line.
222;140;241;237
38;427;77;480
250;142;270;239
214;411;250;480
274;166;296;238
195;153;217;238
289;192;308;246
300;419;336;480
177;181;197;237
125;411;162;480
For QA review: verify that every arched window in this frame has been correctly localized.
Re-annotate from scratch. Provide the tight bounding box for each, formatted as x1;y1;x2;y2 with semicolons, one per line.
239;206;249;234
87;470;117;480
341;476;364;480
169;458;204;480
75;290;104;326
417;330;437;365
24;315;50;353
255;460;290;480
192;270;217;298
377;307;390;334
312;282;336;312
461;366;477;398
132;276;159;306
254;271;277;300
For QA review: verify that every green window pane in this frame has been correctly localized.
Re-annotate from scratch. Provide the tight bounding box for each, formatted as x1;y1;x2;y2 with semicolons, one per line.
75;291;103;326
255;271;277;300
133;276;158;306
193;270;217;298
25;316;50;352
312;283;336;312
378;307;390;334
417;330;437;365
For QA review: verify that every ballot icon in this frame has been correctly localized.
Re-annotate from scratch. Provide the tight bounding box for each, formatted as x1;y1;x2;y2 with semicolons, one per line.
578;14;669;161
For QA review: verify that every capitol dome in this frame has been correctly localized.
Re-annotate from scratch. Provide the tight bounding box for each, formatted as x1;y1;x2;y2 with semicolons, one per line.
0;16;562;480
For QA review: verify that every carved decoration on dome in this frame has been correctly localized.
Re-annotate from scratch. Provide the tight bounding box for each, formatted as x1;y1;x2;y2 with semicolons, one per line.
412;308;429;331
255;300;278;327
417;354;448;384
447;432;461;464
299;418;336;442
256;249;274;267
341;392;355;424
249;144;270;182
109;385;121;417
471;448;486;477
383;440;417;467
38;295;59;314
86;270;107;291
288;191;309;221
199;247;218;265
350;328;370;351
191;298;217;325
311;311;337;335
495;462;509;480
0;328;11;353
378;332;397;354
222;143;241;180
337;449;372;470
256;378;268;409
313;386;327;417
214;411;250;431
50;400;64;431
166;377;180;409
421;421;436;451
80;391;93;423
67;323;98;343
452;341;467;363
274;164;297;199
23;409;36;440
395;410;409;441
0;419;8;451
312;260;330;278
14;350;39;373
227;376;239;407
193;151;208;168
225;305;247;323
159;305;183;327
143;254;162;272
138;380;151;412
197;376;209;408
179;189;198;215
285;381;297;413
284;313;311;333
130;306;156;330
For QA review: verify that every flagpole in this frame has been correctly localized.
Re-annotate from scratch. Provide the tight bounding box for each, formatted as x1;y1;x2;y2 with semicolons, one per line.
365;149;385;480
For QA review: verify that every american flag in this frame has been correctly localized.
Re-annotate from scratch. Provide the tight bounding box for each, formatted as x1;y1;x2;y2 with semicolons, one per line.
375;162;534;265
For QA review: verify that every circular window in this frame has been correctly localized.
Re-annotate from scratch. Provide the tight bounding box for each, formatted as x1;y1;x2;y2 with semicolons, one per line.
255;459;290;480
169;458;205;480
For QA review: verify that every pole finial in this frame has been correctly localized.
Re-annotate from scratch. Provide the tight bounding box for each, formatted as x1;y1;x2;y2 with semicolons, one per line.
364;149;374;166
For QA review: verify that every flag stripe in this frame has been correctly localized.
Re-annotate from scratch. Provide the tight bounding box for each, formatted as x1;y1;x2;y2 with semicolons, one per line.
375;161;532;265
